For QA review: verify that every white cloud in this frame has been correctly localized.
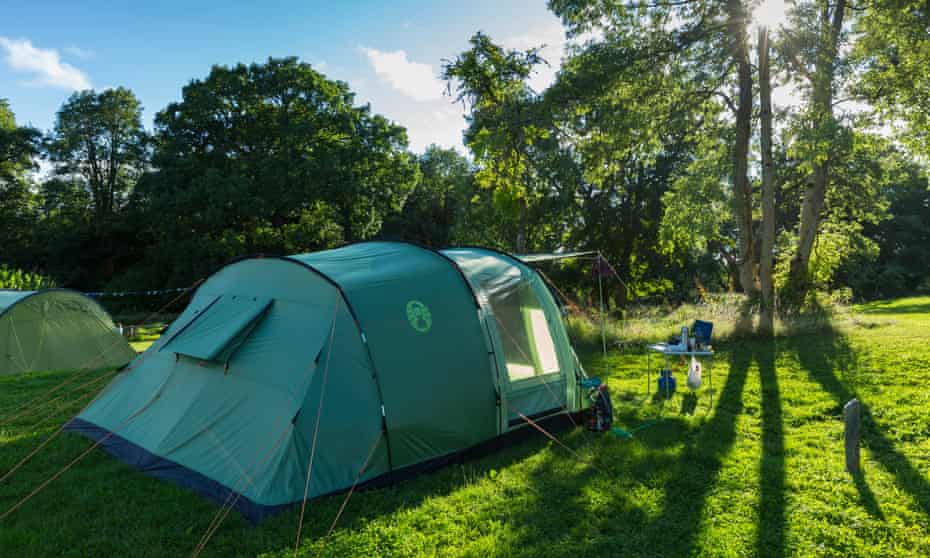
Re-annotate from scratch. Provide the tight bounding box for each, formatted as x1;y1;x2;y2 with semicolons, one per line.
404;106;467;152
63;46;94;59
361;47;443;102
503;21;567;93
300;53;330;75
357;18;578;152
0;37;91;90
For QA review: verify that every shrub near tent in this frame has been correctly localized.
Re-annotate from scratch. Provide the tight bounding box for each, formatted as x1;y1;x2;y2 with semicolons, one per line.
66;242;589;522
0;289;136;376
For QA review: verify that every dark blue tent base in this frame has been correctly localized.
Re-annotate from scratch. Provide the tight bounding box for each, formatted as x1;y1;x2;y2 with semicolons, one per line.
65;418;289;523
65;410;583;524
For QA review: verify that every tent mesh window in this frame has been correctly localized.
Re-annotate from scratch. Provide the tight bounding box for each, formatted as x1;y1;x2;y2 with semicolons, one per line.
491;283;560;382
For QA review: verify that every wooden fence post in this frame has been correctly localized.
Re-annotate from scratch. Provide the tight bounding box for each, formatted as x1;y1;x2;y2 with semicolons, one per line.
844;398;861;474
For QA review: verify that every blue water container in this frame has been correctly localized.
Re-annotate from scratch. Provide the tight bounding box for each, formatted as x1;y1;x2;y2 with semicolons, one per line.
658;369;676;396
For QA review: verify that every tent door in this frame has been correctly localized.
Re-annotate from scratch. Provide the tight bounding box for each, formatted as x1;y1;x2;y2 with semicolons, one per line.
505;375;566;427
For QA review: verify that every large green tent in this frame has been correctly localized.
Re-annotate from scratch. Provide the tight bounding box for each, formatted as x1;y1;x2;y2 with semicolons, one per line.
67;242;589;521
0;289;135;376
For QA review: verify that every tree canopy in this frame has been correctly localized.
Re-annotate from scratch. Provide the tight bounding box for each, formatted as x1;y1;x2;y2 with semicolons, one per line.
0;5;927;313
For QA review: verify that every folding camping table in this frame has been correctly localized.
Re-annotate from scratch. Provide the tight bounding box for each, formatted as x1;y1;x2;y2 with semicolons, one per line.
646;343;715;407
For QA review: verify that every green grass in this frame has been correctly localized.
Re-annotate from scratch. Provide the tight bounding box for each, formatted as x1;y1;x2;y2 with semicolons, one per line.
2;297;930;556
124;323;168;353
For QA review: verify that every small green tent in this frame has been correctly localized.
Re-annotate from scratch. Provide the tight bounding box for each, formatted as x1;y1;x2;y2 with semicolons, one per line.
0;289;136;376
67;243;588;521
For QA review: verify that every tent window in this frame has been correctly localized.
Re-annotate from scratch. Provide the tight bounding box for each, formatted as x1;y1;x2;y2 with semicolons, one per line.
161;295;273;363
490;284;560;383
527;309;559;374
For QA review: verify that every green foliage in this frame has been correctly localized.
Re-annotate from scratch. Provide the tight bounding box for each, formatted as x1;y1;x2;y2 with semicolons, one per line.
774;131;919;302
381;145;476;247
660;124;737;289
442;33;554;251
46;88;148;222
0;99;40;185
835;155;930;298
129;57;418;287
1;2;930;304
855;0;930;158
0;265;56;290
0;100;42;271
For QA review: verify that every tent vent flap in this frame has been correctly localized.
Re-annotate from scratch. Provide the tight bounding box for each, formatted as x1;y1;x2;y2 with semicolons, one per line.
161;295;273;363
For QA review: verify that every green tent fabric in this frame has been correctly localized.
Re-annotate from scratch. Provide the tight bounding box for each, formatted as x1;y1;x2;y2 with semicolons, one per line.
0;289;136;376
67;242;588;522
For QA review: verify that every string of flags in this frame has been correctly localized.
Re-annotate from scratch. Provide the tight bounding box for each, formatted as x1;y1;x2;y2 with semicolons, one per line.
84;287;194;298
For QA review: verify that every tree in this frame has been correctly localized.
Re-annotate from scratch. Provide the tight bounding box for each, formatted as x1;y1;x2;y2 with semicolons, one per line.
773;129;902;300
660;124;740;292
136;57;418;286
442;33;549;252
758;27;776;333
856;0;930;158
47;88;148;227
0;99;40;185
779;0;849;301
725;0;757;295
0;99;41;270
550;0;760;297
381;146;476;247
838;152;930;297
547;18;718;300
42;88;148;284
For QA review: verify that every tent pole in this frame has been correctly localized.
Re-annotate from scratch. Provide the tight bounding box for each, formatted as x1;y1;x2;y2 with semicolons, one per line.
598;252;608;386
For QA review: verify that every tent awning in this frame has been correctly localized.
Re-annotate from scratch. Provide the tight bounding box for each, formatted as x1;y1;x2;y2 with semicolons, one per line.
514;251;598;263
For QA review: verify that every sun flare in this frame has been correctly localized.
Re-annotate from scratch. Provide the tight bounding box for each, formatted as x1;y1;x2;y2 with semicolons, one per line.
752;0;790;32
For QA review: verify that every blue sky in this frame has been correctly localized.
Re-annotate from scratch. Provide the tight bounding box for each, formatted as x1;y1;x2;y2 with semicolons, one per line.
1;0;569;153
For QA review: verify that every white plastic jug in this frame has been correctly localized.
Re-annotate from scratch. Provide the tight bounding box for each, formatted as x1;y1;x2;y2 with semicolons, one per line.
687;355;703;390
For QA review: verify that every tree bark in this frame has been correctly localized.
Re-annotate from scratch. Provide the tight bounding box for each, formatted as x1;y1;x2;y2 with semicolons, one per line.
787;0;847;296
717;244;740;292
726;0;756;295
758;27;776;334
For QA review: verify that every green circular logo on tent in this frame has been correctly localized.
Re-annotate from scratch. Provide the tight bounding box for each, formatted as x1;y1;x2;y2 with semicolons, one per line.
406;300;432;333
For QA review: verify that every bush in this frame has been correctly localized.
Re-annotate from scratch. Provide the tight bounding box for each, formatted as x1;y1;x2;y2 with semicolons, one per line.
0;265;56;290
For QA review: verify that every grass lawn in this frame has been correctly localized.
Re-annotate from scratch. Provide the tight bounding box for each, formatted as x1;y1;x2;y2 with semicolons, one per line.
124;322;169;353
2;297;930;556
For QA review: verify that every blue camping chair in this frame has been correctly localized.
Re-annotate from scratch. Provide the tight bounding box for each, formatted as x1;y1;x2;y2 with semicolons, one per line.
692;320;713;347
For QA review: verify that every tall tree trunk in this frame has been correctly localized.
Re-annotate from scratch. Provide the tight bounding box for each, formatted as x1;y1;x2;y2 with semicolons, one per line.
717;244;739;292
515;200;527;253
787;0;847;297
727;0;756;295
758;27;776;334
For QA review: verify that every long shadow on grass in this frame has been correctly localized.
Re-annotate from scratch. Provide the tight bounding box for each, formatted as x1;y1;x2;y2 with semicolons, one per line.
623;343;751;555
469;416;696;557
306;413;698;558
757;341;786;558
858;301;930;315
786;325;930;518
